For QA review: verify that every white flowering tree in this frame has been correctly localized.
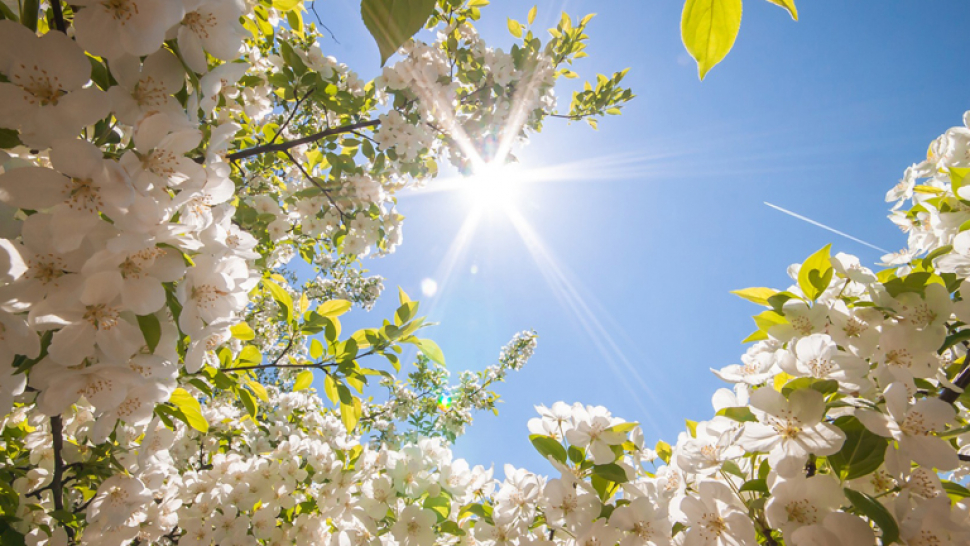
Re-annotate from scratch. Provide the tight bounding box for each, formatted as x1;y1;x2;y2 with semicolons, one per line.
4;1;970;546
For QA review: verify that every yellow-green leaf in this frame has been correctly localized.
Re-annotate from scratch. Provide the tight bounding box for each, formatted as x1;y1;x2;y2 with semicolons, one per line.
310;338;324;360
340;397;361;431
324;374;339;404
528;5;537;25
294;370;314;391
655;440;672;464
507;17;523;37
170;388;208;433
273;0;301;11
764;0;797;20
317;299;352;317
416;338;445;366
246;380;269;402
230;322;255;340
730;287;778;306
797;244;833;301
263;278;294;322
681;0;743;80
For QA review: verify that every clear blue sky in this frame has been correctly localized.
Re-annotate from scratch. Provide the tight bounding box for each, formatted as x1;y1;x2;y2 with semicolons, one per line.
316;0;970;471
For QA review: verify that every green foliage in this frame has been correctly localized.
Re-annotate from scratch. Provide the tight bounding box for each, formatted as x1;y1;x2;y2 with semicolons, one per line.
844;488;899;544
361;0;438;65
530;434;567;465
827;416;889;481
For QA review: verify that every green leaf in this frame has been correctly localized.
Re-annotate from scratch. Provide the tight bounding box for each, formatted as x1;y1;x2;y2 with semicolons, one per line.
739;478;768;493
398;286;411;304
170;388;208;433
592;463;628;483
415;338;445;366
950;167;970;194
20;0;39;31
318;299;352;317
0;128;22;150
230;322;256;340
528;5;537;25
361;0;437;66
716;406;757;423
943;481;970;502
238;387;258;418
263;278;294;322
731;287;777;306
529;434;567;465
567;445;585;464
781;377;839;396
294;370;314;391
439;521;465;536
591;474;619;501
764;0;798;20
797;244;833;300
423;496;450;522
136;314;161;353
827;416;888;481
844;488;899;544
681;0;742;80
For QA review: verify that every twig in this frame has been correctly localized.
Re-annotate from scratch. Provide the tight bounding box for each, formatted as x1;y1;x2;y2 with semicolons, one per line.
283;150;350;222
268;87;316;147
310;1;339;44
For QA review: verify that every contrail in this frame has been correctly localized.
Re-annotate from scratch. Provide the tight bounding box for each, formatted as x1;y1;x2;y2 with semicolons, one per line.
764;202;890;253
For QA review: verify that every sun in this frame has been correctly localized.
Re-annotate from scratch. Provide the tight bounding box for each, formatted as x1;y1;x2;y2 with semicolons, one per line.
463;161;524;212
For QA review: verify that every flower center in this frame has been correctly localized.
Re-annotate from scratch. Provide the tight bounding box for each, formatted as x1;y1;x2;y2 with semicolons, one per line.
102;0;139;22
83;304;121;330
68;177;104;213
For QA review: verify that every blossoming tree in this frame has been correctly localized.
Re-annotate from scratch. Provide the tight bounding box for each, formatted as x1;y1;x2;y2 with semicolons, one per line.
4;1;970;546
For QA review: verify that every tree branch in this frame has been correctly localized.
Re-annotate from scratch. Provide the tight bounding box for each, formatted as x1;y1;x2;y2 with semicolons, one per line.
222;119;380;162
50;0;67;33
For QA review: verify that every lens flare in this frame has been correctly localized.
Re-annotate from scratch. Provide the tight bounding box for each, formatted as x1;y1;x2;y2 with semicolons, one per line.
436;393;453;411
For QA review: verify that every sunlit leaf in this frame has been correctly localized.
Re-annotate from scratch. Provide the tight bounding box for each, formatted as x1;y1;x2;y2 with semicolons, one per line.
681;0;742;80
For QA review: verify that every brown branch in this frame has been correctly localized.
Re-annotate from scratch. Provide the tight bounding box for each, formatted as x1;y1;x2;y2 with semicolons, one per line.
223;120;380;162
50;0;67;33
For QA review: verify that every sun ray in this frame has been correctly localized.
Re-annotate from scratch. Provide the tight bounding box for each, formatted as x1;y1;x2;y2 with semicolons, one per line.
505;207;673;435
423;208;483;318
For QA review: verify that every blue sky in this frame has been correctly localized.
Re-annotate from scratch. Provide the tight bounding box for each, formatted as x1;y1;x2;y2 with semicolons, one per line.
317;0;970;471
